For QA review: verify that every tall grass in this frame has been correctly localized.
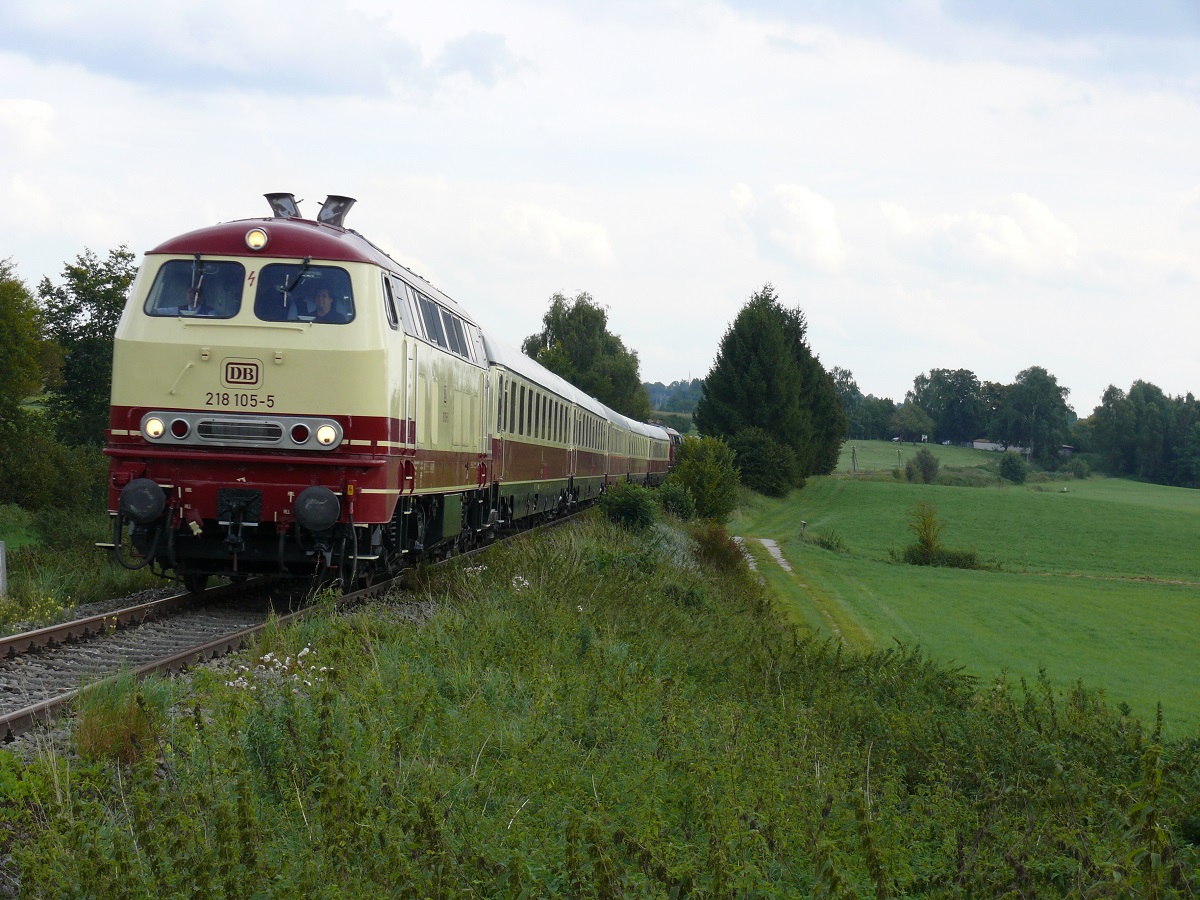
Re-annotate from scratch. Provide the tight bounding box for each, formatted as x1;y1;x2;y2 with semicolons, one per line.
3;515;1198;895
0;510;161;633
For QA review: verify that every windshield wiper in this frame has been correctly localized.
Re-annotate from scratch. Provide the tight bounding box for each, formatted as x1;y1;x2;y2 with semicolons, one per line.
280;256;313;309
186;253;204;309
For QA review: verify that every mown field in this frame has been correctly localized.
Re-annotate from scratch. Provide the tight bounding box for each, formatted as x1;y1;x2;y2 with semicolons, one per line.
732;440;1200;737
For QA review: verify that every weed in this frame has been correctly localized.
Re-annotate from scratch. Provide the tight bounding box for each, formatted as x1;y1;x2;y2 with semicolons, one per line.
74;670;172;763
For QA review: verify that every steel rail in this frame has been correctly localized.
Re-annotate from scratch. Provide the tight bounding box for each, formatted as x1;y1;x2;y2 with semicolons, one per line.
0;580;264;661
0;506;586;743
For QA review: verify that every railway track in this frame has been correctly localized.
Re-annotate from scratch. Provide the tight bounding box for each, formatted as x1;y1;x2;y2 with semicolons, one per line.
0;511;574;745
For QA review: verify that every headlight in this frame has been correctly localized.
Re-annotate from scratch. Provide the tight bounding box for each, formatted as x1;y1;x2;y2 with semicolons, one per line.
315;424;338;446
245;227;269;250
144;417;165;439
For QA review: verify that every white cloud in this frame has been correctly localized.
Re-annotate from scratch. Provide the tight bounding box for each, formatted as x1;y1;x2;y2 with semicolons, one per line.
0;99;56;154
882;193;1080;276
735;184;849;272
481;202;615;269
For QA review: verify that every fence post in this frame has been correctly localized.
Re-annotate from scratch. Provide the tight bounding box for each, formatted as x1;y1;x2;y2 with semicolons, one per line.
0;541;6;598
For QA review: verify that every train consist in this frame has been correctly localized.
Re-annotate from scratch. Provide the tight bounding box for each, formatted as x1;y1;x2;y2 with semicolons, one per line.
104;194;677;590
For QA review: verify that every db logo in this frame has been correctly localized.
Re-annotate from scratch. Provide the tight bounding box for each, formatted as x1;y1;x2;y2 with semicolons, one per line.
222;359;261;388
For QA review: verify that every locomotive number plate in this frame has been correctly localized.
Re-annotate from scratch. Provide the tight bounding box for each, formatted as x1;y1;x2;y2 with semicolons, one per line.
205;392;276;409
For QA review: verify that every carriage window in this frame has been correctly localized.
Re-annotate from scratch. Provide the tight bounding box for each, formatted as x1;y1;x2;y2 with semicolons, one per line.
509;382;517;434
145;260;245;319
417;293;448;348
253;264;354;323
497;376;506;431
518;385;526;436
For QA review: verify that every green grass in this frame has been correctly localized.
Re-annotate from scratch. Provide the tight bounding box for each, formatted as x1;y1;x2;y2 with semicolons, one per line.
4;516;1199;896
0;505;38;551
732;469;1200;736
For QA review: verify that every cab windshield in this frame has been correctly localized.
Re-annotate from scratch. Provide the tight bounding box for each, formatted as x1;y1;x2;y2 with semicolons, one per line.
144;260;245;318
253;264;354;324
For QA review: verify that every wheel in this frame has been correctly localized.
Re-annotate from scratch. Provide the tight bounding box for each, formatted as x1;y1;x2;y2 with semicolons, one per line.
183;573;209;594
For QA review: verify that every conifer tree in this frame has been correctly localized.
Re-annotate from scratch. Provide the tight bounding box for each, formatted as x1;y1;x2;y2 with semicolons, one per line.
695;284;845;484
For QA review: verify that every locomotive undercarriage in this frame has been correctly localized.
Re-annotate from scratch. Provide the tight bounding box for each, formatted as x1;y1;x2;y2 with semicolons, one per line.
110;476;554;592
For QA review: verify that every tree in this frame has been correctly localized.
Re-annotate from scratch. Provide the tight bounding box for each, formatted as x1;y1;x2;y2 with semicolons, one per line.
729;427;799;497
0;259;43;428
523;291;650;421
890;403;934;443
1003;366;1072;465
667;435;739;522
907;368;986;444
831;366;861;435
39;246;137;446
852;395;897;440
694;284;845;484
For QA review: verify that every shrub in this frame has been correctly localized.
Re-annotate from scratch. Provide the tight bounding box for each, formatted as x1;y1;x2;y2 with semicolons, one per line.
0;411;107;511
668;436;739;523
896;502;983;569
904;447;940;484
657;481;695;520
729;427;800;497
999;450;1027;484
687;519;747;573
1065;456;1091;479
598;481;657;532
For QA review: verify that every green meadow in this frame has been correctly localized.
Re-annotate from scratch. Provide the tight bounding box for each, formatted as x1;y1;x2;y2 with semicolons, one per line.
732;441;1200;737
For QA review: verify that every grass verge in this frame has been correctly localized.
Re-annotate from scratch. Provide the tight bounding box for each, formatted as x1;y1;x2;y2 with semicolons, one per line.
2;515;1197;896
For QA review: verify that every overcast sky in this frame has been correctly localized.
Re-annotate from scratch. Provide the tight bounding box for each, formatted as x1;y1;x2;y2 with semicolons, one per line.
2;0;1198;414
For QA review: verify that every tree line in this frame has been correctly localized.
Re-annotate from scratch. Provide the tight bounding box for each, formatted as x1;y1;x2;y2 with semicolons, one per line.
0;249;135;510
835;363;1199;488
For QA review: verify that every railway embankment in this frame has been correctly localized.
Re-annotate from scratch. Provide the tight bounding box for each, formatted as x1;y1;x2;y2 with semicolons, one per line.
2;512;1198;896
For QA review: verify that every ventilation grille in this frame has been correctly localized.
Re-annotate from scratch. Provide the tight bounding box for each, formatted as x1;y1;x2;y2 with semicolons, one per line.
197;420;283;443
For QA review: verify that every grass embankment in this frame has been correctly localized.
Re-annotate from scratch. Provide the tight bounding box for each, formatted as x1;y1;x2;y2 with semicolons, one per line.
0;505;160;632
3;516;1199;896
732;441;1200;736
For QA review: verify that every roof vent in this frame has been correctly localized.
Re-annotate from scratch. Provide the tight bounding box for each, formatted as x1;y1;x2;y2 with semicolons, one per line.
317;195;356;228
265;193;301;219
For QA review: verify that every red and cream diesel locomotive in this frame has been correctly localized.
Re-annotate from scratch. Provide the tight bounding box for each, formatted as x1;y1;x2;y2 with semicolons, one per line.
104;194;674;590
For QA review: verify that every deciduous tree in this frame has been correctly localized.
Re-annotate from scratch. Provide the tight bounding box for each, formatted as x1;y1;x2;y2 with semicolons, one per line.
907;368;986;444
38;246;136;446
523;291;650;421
0;259;43;427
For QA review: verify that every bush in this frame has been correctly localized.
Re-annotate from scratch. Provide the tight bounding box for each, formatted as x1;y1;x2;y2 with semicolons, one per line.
729;427;800;497
598;481;657;532
1065;456;1091;479
668;436;739;523
896;502;983;569
0;410;107;511
999;450;1027;484
904;447;940;484
687;519;747;573
657;481;695;520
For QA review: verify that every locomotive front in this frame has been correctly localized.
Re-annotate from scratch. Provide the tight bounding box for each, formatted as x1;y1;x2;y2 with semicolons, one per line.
105;195;401;590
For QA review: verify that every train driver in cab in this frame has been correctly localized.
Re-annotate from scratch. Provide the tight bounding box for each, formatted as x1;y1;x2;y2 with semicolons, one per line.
312;287;349;324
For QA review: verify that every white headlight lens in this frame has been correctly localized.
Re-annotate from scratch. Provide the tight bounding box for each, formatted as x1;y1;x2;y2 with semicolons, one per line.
144;417;165;439
245;227;269;250
316;424;338;446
